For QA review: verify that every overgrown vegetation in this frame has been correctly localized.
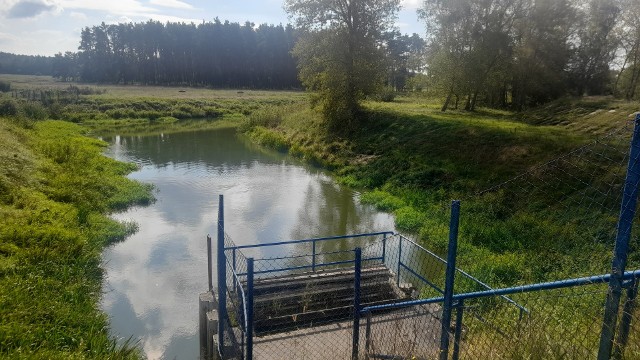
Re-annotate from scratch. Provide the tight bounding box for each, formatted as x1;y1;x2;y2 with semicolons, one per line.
0;116;152;358
241;93;640;286
0;80;9;92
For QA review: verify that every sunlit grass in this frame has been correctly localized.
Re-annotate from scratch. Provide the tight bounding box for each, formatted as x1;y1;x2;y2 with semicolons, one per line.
0;117;151;358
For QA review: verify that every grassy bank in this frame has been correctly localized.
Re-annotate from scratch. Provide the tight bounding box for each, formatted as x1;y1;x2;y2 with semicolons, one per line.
240;95;640;285
0;115;152;358
1;75;307;138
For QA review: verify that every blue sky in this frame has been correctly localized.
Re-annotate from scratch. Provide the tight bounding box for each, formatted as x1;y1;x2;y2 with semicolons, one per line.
0;0;425;56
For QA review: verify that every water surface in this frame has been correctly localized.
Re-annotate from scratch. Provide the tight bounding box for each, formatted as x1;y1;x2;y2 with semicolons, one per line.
101;128;395;359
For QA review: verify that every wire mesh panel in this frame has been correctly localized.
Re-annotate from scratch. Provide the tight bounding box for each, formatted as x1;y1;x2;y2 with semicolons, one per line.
457;282;610;359
465;120;638;282
362;304;443;360
221;233;249;360
232;233;393;360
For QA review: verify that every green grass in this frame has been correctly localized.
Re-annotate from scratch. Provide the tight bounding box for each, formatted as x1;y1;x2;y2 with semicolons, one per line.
0;74;308;137
239;94;640;284
2;74;639;357
0;117;152;358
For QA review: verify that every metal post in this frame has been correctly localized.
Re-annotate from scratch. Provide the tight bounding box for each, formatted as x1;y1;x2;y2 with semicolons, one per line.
598;115;640;360
382;233;387;264
232;248;238;294
452;301;464;360
207;235;213;292
352;247;362;360
365;310;372;359
312;239;317;272
439;200;461;360
613;278;638;359
397;236;402;287
232;248;237;274
246;258;255;360
217;194;226;358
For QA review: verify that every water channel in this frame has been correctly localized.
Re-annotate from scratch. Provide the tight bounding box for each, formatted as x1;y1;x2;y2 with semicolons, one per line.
100;127;395;359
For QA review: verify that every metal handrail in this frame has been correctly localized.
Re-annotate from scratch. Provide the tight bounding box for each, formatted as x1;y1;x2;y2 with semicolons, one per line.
225;231;394;250
228;231;392;275
396;234;528;314
361;269;640;314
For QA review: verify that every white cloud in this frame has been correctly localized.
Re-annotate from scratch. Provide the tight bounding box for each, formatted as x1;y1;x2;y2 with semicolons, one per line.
401;0;421;10
133;13;201;24
5;0;60;19
0;28;75;55
57;0;155;16
149;0;193;10
68;10;86;20
0;31;18;43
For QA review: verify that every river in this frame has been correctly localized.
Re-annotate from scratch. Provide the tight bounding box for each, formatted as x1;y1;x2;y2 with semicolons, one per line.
100;127;395;359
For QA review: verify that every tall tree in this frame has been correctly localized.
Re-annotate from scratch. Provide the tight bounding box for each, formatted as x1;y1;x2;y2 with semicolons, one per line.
613;0;640;99
511;0;576;109
421;0;522;111
569;0;621;95
285;0;401;132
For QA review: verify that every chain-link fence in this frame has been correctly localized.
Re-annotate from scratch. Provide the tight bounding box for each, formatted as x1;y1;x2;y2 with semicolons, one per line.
209;116;640;359
362;270;640;360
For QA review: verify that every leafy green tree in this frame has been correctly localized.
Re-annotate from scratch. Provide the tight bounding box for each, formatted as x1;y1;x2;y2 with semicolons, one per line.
613;0;640;99
285;0;401;132
511;0;576;109
421;0;522;111
569;0;621;95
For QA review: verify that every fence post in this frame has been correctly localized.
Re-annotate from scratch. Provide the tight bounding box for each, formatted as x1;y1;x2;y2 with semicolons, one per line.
598;115;640;360
246;257;255;360
382;233;387;264
217;195;226;358
452;301;464;360
439;200;461;360
207;235;213;292
312;239;317;272
232;248;238;294
613;278;638;359
397;236;402;287
352;247;362;360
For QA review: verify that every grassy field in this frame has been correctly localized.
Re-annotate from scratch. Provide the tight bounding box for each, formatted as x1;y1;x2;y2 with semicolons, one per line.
240;93;640;284
1;74;639;357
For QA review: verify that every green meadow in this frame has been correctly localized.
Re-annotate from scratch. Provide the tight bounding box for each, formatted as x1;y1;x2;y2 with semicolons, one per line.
1;75;639;357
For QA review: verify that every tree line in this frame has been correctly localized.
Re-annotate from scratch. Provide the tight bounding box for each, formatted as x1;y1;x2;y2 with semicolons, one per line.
72;19;301;88
0;52;54;75
421;0;640;111
2;0;639;114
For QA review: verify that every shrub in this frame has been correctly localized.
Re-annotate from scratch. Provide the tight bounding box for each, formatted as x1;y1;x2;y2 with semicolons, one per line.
248;126;289;152
0;80;10;92
22;102;47;120
394;206;427;232
239;106;285;132
372;87;396;102
0;99;20;117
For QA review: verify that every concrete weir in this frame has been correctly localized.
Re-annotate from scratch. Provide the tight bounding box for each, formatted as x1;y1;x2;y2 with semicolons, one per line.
199;291;219;360
199;264;430;360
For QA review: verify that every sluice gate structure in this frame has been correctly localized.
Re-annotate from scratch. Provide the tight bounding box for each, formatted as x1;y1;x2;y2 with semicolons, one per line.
200;196;525;360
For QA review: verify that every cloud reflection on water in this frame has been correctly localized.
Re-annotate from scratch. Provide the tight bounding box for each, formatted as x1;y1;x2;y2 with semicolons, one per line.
101;128;395;359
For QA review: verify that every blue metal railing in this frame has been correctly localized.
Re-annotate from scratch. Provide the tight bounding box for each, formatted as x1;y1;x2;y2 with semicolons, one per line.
226;231;394;276
396;234;528;316
360;269;640;314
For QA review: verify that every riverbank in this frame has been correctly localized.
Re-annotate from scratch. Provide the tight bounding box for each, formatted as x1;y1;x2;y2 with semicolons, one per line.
240;95;640;285
1;74;638;356
0;116;152;358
